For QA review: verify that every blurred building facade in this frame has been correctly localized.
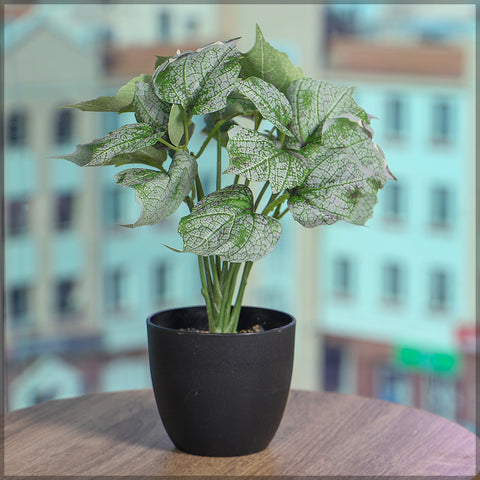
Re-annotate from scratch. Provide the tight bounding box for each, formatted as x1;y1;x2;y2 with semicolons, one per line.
4;4;476;431
319;5;476;430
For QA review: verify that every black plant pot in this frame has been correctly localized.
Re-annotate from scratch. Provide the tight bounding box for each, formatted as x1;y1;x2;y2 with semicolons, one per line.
146;306;296;457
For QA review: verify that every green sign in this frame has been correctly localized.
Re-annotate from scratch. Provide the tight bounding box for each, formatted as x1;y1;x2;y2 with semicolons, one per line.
393;346;461;376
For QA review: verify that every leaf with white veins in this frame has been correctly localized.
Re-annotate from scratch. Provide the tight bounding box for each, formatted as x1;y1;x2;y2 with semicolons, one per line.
115;150;197;227
134;81;170;133
288;118;395;227
64;74;152;113
287;78;369;145
239;25;304;94
89;124;164;166
237;77;292;135
178;185;281;262
226;126;309;193
153;40;241;115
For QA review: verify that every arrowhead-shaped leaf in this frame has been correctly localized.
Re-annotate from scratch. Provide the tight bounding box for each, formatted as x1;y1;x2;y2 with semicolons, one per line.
115;151;197;227
153;40;241;115
64;74;152;113
287;78;369;145
237;77;292;136
178;185;281;262
288;118;395;227
226;126;309;193
88;124;164;166
57;124;164;167
239;25;304;94
134;81;170;133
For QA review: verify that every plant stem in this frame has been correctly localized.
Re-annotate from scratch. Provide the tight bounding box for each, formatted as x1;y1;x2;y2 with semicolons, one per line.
253;181;270;211
198;257;214;331
262;191;291;216
226;261;253;333
216;129;222;191
217;262;241;331
194;119;225;159
275;207;290;219
156;137;182;151
195;175;205;201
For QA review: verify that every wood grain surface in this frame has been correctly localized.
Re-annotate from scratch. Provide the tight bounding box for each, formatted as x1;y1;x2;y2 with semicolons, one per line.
4;389;478;479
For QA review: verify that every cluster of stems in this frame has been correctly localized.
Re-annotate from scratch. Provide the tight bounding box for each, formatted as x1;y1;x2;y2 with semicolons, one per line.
161;111;288;333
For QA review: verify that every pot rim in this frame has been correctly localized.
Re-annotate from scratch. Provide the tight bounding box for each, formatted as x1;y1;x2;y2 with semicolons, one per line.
146;305;296;337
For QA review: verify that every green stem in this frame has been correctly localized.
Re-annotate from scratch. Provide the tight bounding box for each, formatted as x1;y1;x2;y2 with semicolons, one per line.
198;257;214;331
253;181;270;211
262;191;291;216
233;175;240;185
227;262;253;333
194;119;225;159
195;175;205;201
275;207;290;220
156;137;182;151
218;262;241;331
216;129;222;191
184;196;194;212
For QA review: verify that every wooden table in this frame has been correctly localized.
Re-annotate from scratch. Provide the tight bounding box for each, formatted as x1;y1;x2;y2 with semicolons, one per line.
4;389;478;479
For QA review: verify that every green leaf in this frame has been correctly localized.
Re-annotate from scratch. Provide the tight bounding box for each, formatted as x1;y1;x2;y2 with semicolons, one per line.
89;124;164;166
288;118;395;227
108;146;167;169
287;77;369;145
239;24;304;94
56;141;167;169
64;74;152;113
178;185;282;262
115;150;197;227
155;55;171;69
134;81;170;133
168;104;185;146
226;126;309;193
153;40;241;115
237;77;292;136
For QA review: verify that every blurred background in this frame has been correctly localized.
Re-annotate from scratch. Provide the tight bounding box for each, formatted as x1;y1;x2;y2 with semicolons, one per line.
4;4;477;432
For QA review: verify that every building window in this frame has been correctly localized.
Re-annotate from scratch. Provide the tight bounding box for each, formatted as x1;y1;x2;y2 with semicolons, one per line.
6;198;29;236
333;257;353;296
7;109;27;146
382;263;405;303
385;96;405;139
158;10;171;41
153;262;168;303
55;109;73;144
55;278;78;316
376;364;413;405
432;100;452;143
429;269;450;311
105;268;126;311
323;344;343;392
104;188;124;225
431;186;452;228
55;192;75;231
8;284;30;326
383;182;404;221
421;375;457;420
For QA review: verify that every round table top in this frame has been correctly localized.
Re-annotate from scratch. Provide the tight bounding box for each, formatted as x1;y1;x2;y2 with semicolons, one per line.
5;389;478;477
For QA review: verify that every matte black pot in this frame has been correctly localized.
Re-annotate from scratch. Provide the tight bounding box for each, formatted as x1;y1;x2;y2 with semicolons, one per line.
146;306;296;457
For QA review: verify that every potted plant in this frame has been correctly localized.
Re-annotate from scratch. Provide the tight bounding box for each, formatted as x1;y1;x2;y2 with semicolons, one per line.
58;26;394;456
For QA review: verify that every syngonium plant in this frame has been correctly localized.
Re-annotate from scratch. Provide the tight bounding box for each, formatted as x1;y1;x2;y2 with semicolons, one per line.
59;26;395;333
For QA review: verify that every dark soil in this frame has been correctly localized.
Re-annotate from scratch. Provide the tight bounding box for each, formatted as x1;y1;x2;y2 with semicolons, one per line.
180;324;265;334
